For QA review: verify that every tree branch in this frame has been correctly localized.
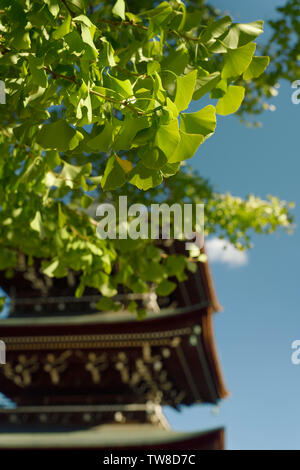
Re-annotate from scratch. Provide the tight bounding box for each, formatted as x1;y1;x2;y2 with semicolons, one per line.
44;66;145;116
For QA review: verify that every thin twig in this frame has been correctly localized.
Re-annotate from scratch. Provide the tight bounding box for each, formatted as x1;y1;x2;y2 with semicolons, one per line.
44;66;77;84
98;17;203;42
44;66;145;116
98;18;148;31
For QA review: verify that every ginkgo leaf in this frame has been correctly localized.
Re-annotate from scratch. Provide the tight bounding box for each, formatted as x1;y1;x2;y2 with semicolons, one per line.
36;121;83;151
202;16;232;43
174;70;197;112
112;0;125;20
223;20;264;48
101;155;127;191
193;72;221;100
138;147;167;169
168;105;216;162
87;123;113;152
181;105;216;138
52;14;71;39
168;130;204;163
129;163;163;190
216;85;245;115
30;211;45;238
155;119;180;159
155;279;177;296
243;56;270;80
222;43;256;79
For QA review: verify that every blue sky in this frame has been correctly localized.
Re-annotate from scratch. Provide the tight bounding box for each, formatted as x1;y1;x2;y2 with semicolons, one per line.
165;0;300;450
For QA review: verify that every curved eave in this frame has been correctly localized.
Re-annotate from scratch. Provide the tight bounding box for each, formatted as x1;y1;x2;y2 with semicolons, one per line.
200;245;223;313
201;308;229;400
198;248;228;399
0;426;225;450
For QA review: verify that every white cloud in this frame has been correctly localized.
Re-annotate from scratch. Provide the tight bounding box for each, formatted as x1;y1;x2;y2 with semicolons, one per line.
206;237;248;268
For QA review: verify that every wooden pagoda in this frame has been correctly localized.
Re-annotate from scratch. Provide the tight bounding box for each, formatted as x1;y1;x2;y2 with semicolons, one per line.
0;246;228;450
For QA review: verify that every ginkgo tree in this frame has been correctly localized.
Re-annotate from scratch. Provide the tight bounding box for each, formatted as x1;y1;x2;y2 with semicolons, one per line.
0;0;294;315
238;0;300;120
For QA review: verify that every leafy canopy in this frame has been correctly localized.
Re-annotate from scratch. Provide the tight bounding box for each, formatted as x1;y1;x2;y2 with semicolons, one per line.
0;0;293;315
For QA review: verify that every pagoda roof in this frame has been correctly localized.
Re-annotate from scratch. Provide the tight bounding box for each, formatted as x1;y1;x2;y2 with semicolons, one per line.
0;249;228;409
0;424;224;450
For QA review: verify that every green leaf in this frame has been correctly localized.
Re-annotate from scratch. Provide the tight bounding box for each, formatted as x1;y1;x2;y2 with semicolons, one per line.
138;147;167;170
209;79;227;99
36;121;83;151
58;203;66;228
11;29;31;49
87;123;113;152
101;155;127;191
99;282;117;298
53;14;71;39
0;249;17;270
105;75;133;99
160;162;180;177
129;163;163;190
216;85;245;115
155;279;177;296
112;0;125;20
155;119;180;159
145;2;172;26
174;70;197;112
222;43;256;79
192;72;221;100
45;0;60;17
96;297;120;311
0;296;6;312
161;48;189;74
81;194;94;208
61;161;91;183
81;25;97;57
168;106;216;163
165;255;186;276
223;20;264;48
28;56;47;88
42;258;67;278
73;15;93;28
147;60;161;75
202;16;232;43
30;211;44;238
181;105;216;138
99;38;116;67
64;31;85;53
186;260;197;273
42;259;59;277
114;116;150;152
243;56;270;80
127;300;138;313
140;262;165;282
168;130;204;163
45;150;61;170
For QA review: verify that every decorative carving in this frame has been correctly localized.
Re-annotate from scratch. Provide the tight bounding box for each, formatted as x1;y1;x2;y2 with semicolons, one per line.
113;343;181;404
76;351;109;384
0;345;185;405
43;351;72;384
2;354;39;387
